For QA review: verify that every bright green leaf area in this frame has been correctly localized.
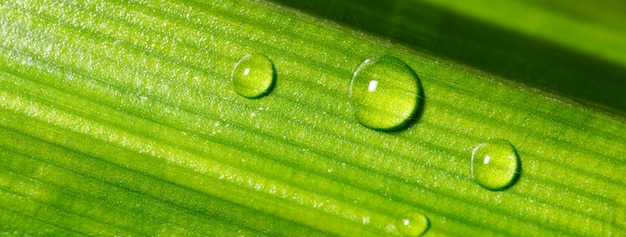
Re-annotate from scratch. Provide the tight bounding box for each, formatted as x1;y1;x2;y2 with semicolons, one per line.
0;0;624;236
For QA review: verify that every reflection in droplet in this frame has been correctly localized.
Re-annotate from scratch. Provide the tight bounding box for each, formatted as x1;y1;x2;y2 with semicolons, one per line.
349;55;422;131
232;54;275;98
471;139;521;191
398;212;429;236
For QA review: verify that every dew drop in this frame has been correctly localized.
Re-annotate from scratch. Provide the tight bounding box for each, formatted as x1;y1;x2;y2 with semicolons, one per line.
350;55;422;131
471;139;521;191
231;54;275;98
398;212;429;237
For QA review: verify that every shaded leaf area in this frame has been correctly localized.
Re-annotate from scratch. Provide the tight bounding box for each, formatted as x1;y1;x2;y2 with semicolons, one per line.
271;0;626;115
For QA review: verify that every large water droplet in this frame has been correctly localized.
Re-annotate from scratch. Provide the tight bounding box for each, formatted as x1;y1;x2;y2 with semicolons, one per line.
398;212;429;236
350;55;422;131
232;54;275;98
471;139;521;191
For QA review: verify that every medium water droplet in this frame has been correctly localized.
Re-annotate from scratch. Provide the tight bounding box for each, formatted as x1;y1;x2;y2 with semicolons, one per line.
350;55;422;131
232;54;275;98
398;212;429;236
471;139;521;191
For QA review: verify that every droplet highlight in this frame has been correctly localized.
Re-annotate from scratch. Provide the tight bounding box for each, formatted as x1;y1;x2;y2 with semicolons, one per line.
232;54;275;98
350;55;422;131
398;212;429;236
471;139;521;191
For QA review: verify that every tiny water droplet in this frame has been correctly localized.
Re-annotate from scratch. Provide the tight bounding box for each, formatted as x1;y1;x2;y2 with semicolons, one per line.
350;55;422;131
398;212;429;236
471;139;521;191
232;54;275;98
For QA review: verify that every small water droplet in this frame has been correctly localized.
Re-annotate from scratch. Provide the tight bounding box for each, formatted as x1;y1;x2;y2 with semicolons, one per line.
471;139;521;191
398;212;429;236
350;55;422;131
232;54;275;98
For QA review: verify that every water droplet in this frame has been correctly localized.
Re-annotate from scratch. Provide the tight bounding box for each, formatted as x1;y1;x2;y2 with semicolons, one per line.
398;212;429;236
350;55;422;131
471;139;521;191
232;54;275;98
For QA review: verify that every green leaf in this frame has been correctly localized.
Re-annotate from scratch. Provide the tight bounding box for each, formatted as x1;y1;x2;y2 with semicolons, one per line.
0;0;624;236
